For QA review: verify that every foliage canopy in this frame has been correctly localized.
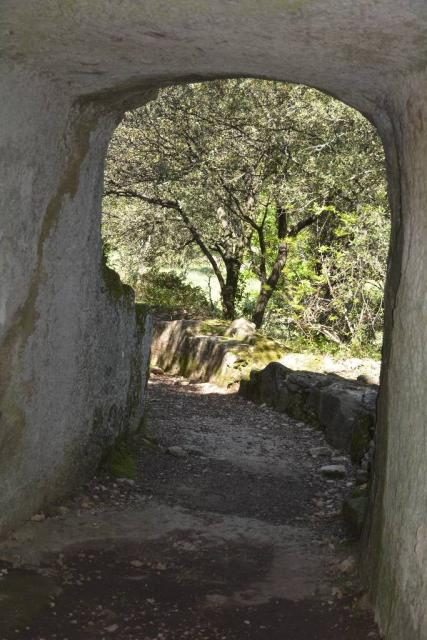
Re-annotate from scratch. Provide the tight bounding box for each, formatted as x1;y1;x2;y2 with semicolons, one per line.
103;79;389;354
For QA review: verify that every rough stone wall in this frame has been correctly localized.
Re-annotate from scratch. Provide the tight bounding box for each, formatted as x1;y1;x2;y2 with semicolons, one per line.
239;362;377;461
363;83;427;640
151;320;283;385
0;68;152;536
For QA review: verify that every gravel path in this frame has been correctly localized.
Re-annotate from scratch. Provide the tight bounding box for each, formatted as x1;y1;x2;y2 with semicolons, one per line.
0;375;380;639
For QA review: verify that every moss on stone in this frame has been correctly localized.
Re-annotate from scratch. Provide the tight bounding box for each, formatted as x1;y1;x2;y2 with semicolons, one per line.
343;496;368;536
151;318;286;387
350;414;372;463
228;333;284;373
352;484;369;498
199;319;229;336
251;334;284;359
101;433;137;479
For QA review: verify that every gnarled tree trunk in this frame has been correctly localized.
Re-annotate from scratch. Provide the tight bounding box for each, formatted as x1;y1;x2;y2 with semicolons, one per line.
252;242;287;328
221;256;241;320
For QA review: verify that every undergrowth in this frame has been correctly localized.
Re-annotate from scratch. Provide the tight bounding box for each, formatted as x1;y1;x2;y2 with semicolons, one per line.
101;434;137;479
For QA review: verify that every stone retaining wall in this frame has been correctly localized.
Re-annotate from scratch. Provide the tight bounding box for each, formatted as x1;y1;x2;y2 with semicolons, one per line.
239;361;378;461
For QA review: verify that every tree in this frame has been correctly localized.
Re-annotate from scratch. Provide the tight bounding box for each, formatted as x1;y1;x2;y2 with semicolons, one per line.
104;79;388;333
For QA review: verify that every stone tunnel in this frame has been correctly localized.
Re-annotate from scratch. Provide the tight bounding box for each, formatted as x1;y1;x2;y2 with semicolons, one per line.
0;2;426;638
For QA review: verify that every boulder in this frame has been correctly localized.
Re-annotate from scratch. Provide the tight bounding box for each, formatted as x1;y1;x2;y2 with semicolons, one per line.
225;318;256;340
313;382;376;456
240;361;287;407
151;319;283;386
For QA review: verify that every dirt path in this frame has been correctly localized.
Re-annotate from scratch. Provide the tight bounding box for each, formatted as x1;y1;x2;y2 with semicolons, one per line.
0;376;380;639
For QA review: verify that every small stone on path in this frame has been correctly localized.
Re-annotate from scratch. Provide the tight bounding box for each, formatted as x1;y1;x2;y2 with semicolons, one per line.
309;447;330;458
30;513;46;522
130;560;143;568
151;366;165;375
320;465;347;478
337;556;356;574
166;446;188;458
356;469;369;483
117;478;135;486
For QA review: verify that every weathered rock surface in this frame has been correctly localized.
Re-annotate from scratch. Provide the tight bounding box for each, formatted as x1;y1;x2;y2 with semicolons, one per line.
151;319;283;385
281;353;381;385
225;317;256;340
0;69;154;539
239;362;377;458
343;497;369;535
320;465;347;479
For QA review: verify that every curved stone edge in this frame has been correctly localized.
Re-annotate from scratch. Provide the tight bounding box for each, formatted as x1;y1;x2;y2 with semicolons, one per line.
239;361;377;462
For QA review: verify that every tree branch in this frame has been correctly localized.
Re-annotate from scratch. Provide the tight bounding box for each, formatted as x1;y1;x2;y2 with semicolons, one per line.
288;209;329;237
106;187;225;289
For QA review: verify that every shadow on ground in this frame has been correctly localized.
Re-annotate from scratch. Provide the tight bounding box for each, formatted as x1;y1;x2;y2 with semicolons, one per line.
0;376;380;639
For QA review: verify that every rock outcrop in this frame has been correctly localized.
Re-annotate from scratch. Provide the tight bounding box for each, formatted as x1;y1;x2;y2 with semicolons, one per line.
239;362;377;460
151;319;283;386
225;318;256;340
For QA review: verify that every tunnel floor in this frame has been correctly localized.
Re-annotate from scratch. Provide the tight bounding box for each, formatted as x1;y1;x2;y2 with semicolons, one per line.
0;376;380;639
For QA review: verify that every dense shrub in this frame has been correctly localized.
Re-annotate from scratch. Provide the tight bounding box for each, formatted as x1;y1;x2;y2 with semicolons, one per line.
136;271;211;317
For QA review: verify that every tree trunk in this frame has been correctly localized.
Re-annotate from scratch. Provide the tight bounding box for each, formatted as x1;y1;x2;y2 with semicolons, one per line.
220;257;241;320
252;242;287;328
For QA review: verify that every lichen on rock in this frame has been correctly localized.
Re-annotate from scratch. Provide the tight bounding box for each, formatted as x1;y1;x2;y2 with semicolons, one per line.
150;318;284;386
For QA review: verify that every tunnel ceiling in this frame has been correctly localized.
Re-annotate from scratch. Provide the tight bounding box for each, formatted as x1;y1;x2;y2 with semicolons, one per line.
2;0;427;111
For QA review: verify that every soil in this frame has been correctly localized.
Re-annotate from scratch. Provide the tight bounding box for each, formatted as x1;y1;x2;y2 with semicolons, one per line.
0;375;381;640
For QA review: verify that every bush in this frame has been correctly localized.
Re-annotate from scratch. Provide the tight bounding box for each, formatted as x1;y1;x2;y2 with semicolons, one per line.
136;270;211;317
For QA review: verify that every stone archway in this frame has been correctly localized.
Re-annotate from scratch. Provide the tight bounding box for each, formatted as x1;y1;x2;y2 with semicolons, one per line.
1;2;427;638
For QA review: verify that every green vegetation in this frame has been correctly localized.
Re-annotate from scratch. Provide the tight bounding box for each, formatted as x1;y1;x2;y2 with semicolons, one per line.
136;270;211;317
230;336;284;382
101;434;137;479
199;319;230;336
103;79;389;358
101;248;134;304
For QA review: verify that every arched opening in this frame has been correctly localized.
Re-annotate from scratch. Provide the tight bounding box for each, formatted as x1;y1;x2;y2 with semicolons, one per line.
0;77;392;638
93;77;387;635
103;79;389;354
